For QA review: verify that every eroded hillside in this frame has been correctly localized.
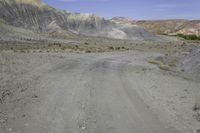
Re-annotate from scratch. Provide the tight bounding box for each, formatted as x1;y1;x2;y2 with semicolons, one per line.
111;17;200;36
0;0;157;41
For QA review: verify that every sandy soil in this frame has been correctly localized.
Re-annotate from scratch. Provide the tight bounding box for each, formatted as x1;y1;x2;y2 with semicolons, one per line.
0;51;200;133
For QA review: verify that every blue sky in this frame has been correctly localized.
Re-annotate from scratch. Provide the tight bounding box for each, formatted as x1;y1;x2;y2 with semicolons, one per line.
43;0;200;20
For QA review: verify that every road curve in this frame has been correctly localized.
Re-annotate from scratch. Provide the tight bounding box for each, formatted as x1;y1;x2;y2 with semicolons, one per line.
1;52;180;133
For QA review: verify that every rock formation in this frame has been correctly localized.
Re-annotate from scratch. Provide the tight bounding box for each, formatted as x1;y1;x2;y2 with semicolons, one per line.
0;0;156;41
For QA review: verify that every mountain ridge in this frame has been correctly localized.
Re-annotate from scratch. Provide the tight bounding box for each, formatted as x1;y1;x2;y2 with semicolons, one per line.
0;0;157;41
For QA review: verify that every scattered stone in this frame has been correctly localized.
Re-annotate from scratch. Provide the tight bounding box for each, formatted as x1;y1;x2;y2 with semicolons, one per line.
180;96;187;99
24;123;29;127
142;68;147;71
32;95;38;98
0;112;7;123
194;95;200;111
193;113;200;122
20;88;27;92
0;119;6;123
81;126;86;130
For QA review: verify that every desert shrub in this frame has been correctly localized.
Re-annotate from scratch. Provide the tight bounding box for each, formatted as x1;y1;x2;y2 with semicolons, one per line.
177;34;200;40
108;46;114;50
70;45;79;51
67;45;72;49
116;47;121;50
13;49;18;52
121;46;125;49
168;59;177;67
61;47;66;51
20;50;26;53
85;50;91;53
54;43;62;47
48;43;62;47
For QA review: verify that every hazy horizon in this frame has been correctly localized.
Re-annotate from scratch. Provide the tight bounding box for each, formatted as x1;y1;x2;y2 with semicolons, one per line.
43;0;200;20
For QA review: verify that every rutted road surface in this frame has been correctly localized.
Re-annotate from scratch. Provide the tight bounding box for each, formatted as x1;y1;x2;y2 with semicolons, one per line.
0;51;199;133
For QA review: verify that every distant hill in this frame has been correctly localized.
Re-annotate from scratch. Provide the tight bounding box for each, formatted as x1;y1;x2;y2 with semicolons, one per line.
111;17;200;36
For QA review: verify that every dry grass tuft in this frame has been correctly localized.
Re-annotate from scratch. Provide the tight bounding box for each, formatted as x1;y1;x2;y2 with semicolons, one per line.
158;64;170;71
148;59;162;65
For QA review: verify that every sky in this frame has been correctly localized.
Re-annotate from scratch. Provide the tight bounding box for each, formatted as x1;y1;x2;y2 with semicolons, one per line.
43;0;200;20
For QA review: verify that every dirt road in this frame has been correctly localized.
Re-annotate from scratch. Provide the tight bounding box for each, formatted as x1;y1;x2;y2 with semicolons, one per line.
0;51;199;133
